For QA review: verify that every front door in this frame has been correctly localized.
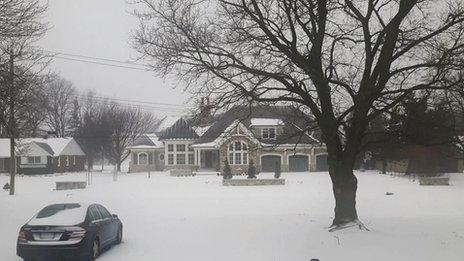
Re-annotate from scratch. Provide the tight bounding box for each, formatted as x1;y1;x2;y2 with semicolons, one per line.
204;151;213;168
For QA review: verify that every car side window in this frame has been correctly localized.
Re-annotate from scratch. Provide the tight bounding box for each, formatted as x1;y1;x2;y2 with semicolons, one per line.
98;205;112;219
89;206;102;221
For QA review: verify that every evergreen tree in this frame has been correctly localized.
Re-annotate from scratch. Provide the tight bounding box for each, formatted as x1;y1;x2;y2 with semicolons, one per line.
247;160;256;179
274;162;281;179
223;160;232;179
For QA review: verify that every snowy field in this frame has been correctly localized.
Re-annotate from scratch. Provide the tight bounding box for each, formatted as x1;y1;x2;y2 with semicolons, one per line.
1;171;464;261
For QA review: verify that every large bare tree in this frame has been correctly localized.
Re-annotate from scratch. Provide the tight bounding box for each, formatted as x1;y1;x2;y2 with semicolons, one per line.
43;74;77;137
0;0;48;195
133;0;464;229
105;104;156;172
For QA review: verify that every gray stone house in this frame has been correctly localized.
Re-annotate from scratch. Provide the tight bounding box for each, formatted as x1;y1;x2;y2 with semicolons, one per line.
128;106;328;174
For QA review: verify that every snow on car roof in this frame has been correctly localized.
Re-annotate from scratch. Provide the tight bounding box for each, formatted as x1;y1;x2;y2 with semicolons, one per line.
28;203;91;226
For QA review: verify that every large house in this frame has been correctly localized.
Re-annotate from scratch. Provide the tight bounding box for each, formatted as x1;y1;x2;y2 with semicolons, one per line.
129;106;328;174
127;116;181;173
0;138;86;175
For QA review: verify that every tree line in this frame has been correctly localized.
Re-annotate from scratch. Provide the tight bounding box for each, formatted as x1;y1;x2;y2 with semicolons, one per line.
0;0;156;195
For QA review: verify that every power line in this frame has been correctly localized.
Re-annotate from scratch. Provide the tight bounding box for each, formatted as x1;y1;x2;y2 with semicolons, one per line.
53;56;149;71
46;50;147;67
72;94;189;108
73;95;188;112
73;96;188;115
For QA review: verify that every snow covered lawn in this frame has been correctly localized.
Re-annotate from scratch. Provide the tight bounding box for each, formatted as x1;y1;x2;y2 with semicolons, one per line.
1;171;464;261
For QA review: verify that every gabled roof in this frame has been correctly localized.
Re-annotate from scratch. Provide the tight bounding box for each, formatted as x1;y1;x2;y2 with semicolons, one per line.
159;118;199;140
129;133;164;149
196;106;320;145
34;142;55;155
154;116;182;134
19;138;85;156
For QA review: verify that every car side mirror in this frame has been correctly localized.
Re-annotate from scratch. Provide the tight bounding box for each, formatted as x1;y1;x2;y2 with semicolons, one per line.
112;214;118;219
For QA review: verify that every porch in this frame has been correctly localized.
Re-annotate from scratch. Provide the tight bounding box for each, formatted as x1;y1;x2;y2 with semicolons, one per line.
193;148;220;174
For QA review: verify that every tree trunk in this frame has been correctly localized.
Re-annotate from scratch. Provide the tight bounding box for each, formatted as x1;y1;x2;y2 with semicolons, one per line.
9;137;16;195
381;159;387;174
117;160;121;172
329;163;359;227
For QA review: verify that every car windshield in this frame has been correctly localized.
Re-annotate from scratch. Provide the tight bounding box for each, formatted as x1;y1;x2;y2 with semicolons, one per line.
36;203;81;219
28;203;87;226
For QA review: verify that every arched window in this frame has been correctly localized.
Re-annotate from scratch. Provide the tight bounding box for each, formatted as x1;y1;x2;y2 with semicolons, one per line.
138;153;148;165
228;141;248;165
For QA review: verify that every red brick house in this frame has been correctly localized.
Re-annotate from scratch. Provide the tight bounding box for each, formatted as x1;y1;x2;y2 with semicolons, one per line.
14;138;87;175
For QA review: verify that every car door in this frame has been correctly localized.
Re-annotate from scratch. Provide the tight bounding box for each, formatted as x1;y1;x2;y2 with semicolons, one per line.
88;206;106;244
96;205;114;247
98;205;118;242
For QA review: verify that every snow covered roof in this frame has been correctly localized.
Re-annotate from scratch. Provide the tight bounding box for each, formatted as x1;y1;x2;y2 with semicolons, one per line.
193;125;212;136
18;138;85;157
128;133;164;149
0;139;10;158
28;203;90;226
159;118;199;140
250;118;284;126
197;106;321;145
155;116;182;133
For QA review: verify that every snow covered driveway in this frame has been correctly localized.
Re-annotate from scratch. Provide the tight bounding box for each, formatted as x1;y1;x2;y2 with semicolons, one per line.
1;171;464;261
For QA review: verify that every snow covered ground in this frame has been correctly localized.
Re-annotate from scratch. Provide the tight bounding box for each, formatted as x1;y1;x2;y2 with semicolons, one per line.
1;171;464;261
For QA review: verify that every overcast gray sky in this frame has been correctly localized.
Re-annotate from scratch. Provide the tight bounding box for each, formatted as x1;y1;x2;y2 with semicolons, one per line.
38;0;189;117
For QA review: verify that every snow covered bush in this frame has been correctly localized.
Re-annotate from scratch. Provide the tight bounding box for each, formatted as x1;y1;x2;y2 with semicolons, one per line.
3;182;10;191
247;160;257;179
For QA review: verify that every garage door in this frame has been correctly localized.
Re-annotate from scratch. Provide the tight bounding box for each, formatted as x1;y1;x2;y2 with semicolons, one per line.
316;154;329;171
289;155;309;172
261;155;281;172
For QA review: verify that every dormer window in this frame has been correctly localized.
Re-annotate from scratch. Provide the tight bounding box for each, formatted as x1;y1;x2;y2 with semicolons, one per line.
262;128;276;139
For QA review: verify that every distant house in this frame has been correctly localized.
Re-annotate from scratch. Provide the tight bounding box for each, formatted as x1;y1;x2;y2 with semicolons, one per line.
0;139;10;173
127;116;181;173
0;138;88;175
128;106;328;174
17;138;87;174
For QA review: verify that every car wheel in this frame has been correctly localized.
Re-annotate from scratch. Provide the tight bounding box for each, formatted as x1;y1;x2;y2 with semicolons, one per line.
88;238;100;261
115;226;123;244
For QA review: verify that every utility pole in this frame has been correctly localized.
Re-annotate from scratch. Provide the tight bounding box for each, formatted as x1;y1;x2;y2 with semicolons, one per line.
8;52;16;196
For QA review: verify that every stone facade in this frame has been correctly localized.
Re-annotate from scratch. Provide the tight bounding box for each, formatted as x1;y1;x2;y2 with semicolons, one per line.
218;136;258;175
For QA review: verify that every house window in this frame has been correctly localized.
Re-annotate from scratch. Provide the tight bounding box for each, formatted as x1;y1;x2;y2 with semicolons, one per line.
57;157;60;167
228;141;248;165
66;156;70;166
168;144;174;152
176;144;186;152
176;154;186;165
138;153;148;165
27;156;41;164
262;128;276;139
188;153;194;165
168;154;174;165
73;156;76;165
